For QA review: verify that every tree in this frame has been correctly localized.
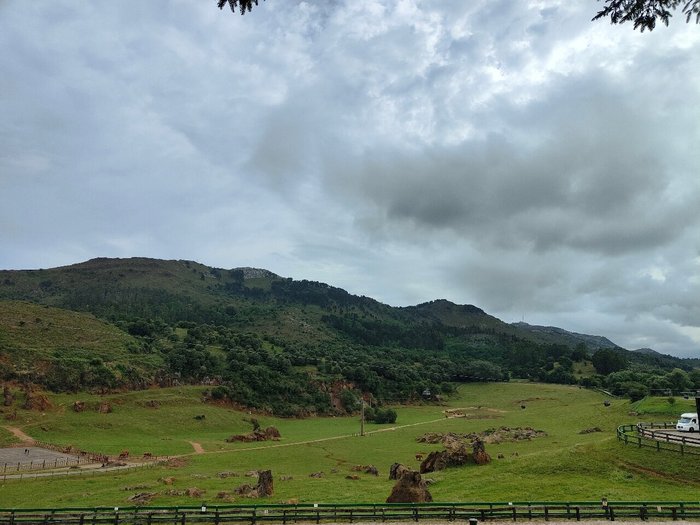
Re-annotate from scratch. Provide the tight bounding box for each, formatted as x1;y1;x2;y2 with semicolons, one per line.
591;348;628;375
217;0;264;15
593;0;700;31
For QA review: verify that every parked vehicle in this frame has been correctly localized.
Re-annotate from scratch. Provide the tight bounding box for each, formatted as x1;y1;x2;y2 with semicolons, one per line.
676;412;698;432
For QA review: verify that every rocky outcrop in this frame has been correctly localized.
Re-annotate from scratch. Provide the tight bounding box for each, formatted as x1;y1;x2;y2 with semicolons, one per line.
351;464;379;476
226;426;281;443
3;385;13;406
420;437;490;473
22;389;52;411
386;470;433;503
389;463;410;480
471;438;491;465
233;469;273;498
417;427;546;445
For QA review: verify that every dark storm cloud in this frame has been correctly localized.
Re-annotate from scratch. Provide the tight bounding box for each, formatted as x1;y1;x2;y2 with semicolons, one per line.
321;70;699;257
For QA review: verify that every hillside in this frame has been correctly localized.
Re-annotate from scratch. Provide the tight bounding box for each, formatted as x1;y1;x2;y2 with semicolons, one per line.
0;301;162;390
1;257;697;414
510;322;619;350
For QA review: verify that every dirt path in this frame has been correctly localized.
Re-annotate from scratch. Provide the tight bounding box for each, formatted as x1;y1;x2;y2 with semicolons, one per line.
181;415;459;458
188;441;205;454
3;426;35;443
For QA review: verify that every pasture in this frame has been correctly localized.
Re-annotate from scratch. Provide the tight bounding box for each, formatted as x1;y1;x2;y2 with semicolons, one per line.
1;382;699;508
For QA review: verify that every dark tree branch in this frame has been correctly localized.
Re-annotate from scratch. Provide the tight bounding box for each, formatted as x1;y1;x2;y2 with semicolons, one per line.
214;0;699;30
217;0;263;15
593;0;700;31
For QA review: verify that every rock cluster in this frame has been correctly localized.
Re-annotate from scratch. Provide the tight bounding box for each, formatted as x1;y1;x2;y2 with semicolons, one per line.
3;385;13;406
389;462;410;480
420;437;491;473
234;470;274;498
386;470;433;503
226;426;281;443
351;464;379;476
417;426;546;446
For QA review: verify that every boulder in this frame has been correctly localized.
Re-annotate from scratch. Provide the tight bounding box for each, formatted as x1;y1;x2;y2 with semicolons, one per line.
22;391;52;411
3;385;14;407
233;470;273;498
389;463;410;480
234;484;256;496
471;438;491;465
351;465;379;476
264;426;281;440
386;470;433;503
73;401;85;413
128;492;156;505
98;402;113;414
226;426;281;443
256;469;274;497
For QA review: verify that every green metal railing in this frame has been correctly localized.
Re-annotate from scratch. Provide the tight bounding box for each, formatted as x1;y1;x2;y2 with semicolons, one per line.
2;501;700;524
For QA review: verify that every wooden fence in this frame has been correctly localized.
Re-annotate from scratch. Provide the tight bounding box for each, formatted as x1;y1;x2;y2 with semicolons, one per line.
617;422;700;456
2;502;700;524
1;455;93;474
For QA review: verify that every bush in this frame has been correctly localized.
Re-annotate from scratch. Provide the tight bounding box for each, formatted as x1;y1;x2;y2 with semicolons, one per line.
371;407;397;424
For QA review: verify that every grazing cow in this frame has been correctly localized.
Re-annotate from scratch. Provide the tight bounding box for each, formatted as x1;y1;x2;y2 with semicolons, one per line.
415;454;423;461
118;450;130;460
143;452;153;459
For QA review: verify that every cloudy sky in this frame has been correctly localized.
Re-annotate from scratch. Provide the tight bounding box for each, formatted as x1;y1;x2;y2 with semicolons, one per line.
1;1;699;357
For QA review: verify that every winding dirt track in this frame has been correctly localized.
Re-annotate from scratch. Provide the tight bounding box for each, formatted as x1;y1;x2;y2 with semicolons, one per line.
3;426;35;443
187;441;205;454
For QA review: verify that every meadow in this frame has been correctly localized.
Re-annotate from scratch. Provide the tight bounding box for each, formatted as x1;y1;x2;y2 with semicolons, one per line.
1;382;699;508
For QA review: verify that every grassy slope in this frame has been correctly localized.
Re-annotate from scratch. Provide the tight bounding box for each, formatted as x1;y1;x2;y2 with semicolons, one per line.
0;300;161;372
1;383;699;507
0;257;589;350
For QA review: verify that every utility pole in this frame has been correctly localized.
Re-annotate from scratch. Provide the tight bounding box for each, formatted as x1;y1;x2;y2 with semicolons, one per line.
360;399;365;437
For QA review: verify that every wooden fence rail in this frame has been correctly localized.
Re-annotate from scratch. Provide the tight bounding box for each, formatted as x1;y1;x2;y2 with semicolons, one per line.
2;502;700;524
617;423;700;456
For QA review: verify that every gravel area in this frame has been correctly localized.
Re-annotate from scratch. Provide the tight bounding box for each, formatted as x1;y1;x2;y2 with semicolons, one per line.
0;446;82;468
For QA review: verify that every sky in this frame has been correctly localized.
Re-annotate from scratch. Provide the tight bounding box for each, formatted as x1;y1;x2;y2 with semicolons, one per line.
1;1;699;357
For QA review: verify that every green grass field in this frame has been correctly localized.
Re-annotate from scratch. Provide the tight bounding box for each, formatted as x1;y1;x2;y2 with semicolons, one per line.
2;383;699;508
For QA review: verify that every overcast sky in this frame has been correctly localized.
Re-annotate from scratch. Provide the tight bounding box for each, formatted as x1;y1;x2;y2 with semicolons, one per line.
1;1;699;357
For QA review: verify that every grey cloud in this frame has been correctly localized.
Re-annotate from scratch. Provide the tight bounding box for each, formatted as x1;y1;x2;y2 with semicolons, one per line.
1;0;699;356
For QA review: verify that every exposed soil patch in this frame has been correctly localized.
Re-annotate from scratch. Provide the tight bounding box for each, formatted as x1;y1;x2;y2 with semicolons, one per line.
615;460;700;486
3;426;34;443
188;441;205;454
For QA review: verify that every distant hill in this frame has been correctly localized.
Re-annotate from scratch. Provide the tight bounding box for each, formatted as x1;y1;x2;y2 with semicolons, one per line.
510;322;620;351
1;257;696;413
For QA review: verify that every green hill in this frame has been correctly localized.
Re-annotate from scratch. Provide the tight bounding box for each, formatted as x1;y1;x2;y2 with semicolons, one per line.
0;301;162;390
0;257;697;414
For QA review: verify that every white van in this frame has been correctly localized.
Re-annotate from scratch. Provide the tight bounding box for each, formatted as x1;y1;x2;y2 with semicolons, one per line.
676;413;698;432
